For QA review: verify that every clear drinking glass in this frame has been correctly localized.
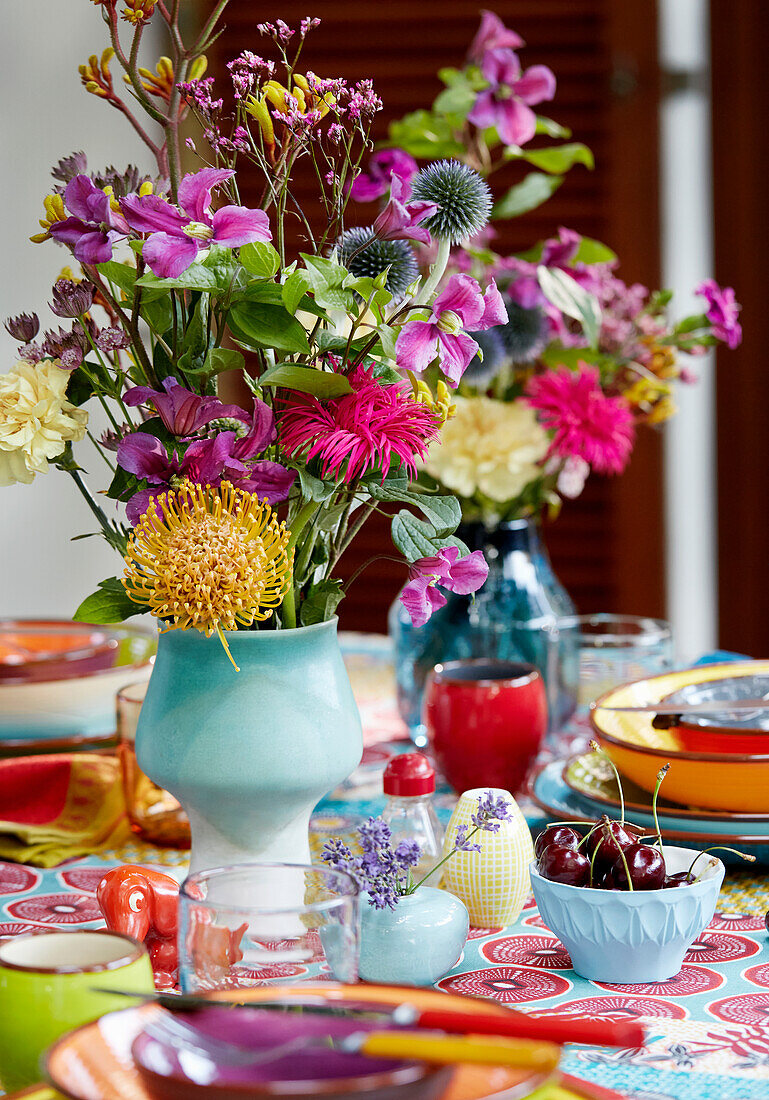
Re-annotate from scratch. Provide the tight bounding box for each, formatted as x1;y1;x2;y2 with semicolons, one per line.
560;614;675;707
178;863;360;993
117;680;190;849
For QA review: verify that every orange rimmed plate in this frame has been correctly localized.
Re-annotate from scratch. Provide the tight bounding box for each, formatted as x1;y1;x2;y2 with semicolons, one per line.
46;985;555;1100
590;662;769;812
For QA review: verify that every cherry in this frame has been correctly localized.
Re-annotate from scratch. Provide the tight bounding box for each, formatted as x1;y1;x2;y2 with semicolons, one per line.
612;843;667;890
665;871;695;888
765;910;769;934
585;818;635;872
534;825;580;860
538;843;591;887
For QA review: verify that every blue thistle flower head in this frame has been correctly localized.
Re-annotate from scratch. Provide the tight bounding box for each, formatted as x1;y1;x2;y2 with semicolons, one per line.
410;160;492;244
335;227;418;300
499;296;549;363
463;327;507;387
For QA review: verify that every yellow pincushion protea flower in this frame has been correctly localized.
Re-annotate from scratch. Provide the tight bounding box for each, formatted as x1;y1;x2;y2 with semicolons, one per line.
123;481;293;669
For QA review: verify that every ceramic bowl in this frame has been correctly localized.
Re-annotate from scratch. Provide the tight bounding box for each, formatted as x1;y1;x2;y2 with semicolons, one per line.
132;1006;454;1100
590;661;769;812
0;621;155;751
530;845;724;984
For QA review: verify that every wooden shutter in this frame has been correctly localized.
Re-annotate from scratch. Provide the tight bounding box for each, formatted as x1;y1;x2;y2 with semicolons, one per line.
210;0;663;632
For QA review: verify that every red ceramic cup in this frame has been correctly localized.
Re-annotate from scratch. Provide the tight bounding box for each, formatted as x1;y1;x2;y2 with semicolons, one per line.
424;659;548;795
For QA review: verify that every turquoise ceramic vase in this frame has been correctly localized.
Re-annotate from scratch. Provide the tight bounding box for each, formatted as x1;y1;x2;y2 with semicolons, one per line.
135;619;362;874
359;887;469;986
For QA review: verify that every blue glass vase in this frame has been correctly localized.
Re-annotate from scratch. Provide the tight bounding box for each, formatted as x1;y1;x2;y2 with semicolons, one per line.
388;519;579;745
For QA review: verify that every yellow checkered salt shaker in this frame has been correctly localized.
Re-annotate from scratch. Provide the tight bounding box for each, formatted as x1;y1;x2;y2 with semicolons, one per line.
441;787;534;926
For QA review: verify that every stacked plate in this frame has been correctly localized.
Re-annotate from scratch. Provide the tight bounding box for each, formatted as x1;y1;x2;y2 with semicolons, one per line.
528;661;769;864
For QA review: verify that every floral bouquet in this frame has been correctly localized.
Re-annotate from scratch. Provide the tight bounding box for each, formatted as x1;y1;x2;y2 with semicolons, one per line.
0;2;531;661
350;11;743;525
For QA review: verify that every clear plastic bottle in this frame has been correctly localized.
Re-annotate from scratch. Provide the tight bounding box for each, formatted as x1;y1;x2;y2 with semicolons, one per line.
381;753;444;880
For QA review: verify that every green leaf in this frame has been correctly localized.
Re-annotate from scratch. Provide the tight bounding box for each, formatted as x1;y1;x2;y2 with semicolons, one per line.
240;241;281;279
282;270;311;314
387;111;465;159
229;301;311;354
377;324;398;361
369;486;461;538
535;115;572;139
537;265;602;349
136;264;226;292
370;359;403;384
391;511;468;563
297;465;337;502
492;173;563;219
540;344;610;370
184;347;245;377
572;237;617;265
523;142;594;174
434;81;476;117
96;260;137;295
140;295;173;333
105;463;137;502
300;578;344;626
299;254;356;312
73;578;148;624
259;362;353;397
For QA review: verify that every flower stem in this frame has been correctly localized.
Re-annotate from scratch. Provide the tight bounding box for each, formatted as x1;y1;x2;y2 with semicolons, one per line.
408;824;481;892
281;500;321;628
416;237;451;306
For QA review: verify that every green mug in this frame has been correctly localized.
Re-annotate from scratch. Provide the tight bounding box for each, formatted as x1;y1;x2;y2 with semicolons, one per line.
0;928;154;1092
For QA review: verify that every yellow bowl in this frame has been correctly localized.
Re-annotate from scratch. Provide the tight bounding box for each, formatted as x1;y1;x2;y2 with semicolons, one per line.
590;661;769;813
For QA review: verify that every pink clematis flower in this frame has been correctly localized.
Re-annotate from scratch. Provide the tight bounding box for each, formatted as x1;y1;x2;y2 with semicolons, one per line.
372;175;438;245
350;148;418;202
120;168;271;278
123;377;250;436
525;364;635;475
395;274;506;384
468;10;524;63
49;176;129;264
695;278;743;350
468;49;556;147
400;546;489;628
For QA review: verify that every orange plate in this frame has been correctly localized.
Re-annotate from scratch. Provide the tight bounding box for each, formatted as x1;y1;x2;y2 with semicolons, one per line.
590;661;769;813
46;986;553;1100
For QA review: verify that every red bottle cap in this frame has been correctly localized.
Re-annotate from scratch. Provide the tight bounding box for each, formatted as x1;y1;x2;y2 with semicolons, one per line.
383;753;435;796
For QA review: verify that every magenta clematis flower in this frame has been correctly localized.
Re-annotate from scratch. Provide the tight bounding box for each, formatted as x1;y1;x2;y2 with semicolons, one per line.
49;176;129;264
395;274;507;384
372;175;438;245
695;279;743;350
120;168;271;278
124;377;250;436
468;10;524;63
117;401;293;524
468;49;556;147
400;546;489;628
350;148;418;202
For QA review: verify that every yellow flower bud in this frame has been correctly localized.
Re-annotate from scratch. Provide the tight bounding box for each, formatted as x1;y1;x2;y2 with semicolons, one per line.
189;56;208;81
30;194;66;243
263;80;290;113
245;95;275;149
138;180;154;197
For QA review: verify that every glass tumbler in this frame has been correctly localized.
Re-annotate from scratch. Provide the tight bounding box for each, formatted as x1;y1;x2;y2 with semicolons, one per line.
117;680;190;849
178;862;360;992
561;614;675;707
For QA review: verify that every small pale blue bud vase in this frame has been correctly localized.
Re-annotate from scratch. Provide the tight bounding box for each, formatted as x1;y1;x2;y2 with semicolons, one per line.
359;887;469;986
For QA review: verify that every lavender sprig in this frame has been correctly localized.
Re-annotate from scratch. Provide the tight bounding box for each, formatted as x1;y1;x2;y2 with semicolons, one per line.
321;817;421;910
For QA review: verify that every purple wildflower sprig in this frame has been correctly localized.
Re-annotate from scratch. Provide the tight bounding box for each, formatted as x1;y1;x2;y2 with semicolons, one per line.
321;818;421;910
407;789;512;892
321;791;511;909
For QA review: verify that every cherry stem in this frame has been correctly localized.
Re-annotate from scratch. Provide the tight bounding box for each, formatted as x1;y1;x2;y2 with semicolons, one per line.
686;846;756;882
590;741;625;827
651;764;670;852
607;822;634;892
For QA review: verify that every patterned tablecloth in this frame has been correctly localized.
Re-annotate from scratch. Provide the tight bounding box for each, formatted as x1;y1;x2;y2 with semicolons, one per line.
2;634;769;1100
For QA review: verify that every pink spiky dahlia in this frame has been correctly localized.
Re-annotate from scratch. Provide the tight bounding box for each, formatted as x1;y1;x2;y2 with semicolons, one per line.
525;364;635;475
279;365;440;483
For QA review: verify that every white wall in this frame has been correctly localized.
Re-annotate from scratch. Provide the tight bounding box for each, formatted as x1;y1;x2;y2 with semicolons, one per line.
659;0;718;660
0;1;159;618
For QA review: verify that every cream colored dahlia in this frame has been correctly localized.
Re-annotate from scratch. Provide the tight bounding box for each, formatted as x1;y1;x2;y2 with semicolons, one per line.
424;395;549;502
0;360;88;486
